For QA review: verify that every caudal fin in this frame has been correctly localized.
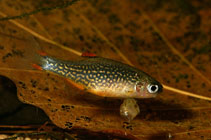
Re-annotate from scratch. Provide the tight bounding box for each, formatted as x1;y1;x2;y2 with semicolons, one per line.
15;36;47;70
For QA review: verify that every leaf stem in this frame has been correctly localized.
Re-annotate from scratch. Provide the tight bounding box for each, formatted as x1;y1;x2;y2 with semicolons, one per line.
163;84;211;101
0;11;82;56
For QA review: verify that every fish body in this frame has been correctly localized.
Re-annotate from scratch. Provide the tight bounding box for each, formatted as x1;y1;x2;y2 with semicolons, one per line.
35;55;162;98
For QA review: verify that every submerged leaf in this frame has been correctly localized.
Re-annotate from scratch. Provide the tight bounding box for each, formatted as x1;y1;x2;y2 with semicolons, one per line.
0;0;210;139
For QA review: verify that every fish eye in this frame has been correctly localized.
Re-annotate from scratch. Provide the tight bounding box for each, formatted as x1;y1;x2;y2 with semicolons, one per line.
147;84;159;93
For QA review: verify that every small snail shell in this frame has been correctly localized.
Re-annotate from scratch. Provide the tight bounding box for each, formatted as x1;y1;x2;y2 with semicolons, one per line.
120;98;140;121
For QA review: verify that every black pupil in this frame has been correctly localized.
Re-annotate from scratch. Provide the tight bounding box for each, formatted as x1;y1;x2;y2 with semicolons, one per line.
151;85;157;91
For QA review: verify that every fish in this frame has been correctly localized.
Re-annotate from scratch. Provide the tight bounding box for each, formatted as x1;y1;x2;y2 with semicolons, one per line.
32;52;162;99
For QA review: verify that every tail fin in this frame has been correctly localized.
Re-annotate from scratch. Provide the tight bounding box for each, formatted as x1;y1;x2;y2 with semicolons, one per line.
13;36;46;70
0;33;49;70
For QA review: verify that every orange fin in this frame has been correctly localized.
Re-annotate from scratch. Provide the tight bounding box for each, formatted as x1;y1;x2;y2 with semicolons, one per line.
65;78;85;90
81;52;97;57
32;63;43;70
37;51;47;56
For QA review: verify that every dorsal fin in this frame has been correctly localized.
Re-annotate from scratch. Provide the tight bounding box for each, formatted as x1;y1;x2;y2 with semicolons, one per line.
37;51;47;56
81;52;97;57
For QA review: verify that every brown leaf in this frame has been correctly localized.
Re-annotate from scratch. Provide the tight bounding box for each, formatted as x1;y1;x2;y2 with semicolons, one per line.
0;0;210;139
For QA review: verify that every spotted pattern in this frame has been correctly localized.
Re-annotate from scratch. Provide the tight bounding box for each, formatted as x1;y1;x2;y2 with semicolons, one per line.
39;56;162;98
42;57;138;88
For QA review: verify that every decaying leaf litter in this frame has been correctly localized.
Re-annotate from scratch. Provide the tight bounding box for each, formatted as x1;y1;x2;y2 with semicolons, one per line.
0;0;210;139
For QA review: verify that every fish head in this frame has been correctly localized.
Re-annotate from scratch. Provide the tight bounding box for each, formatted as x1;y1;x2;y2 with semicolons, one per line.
134;76;163;98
